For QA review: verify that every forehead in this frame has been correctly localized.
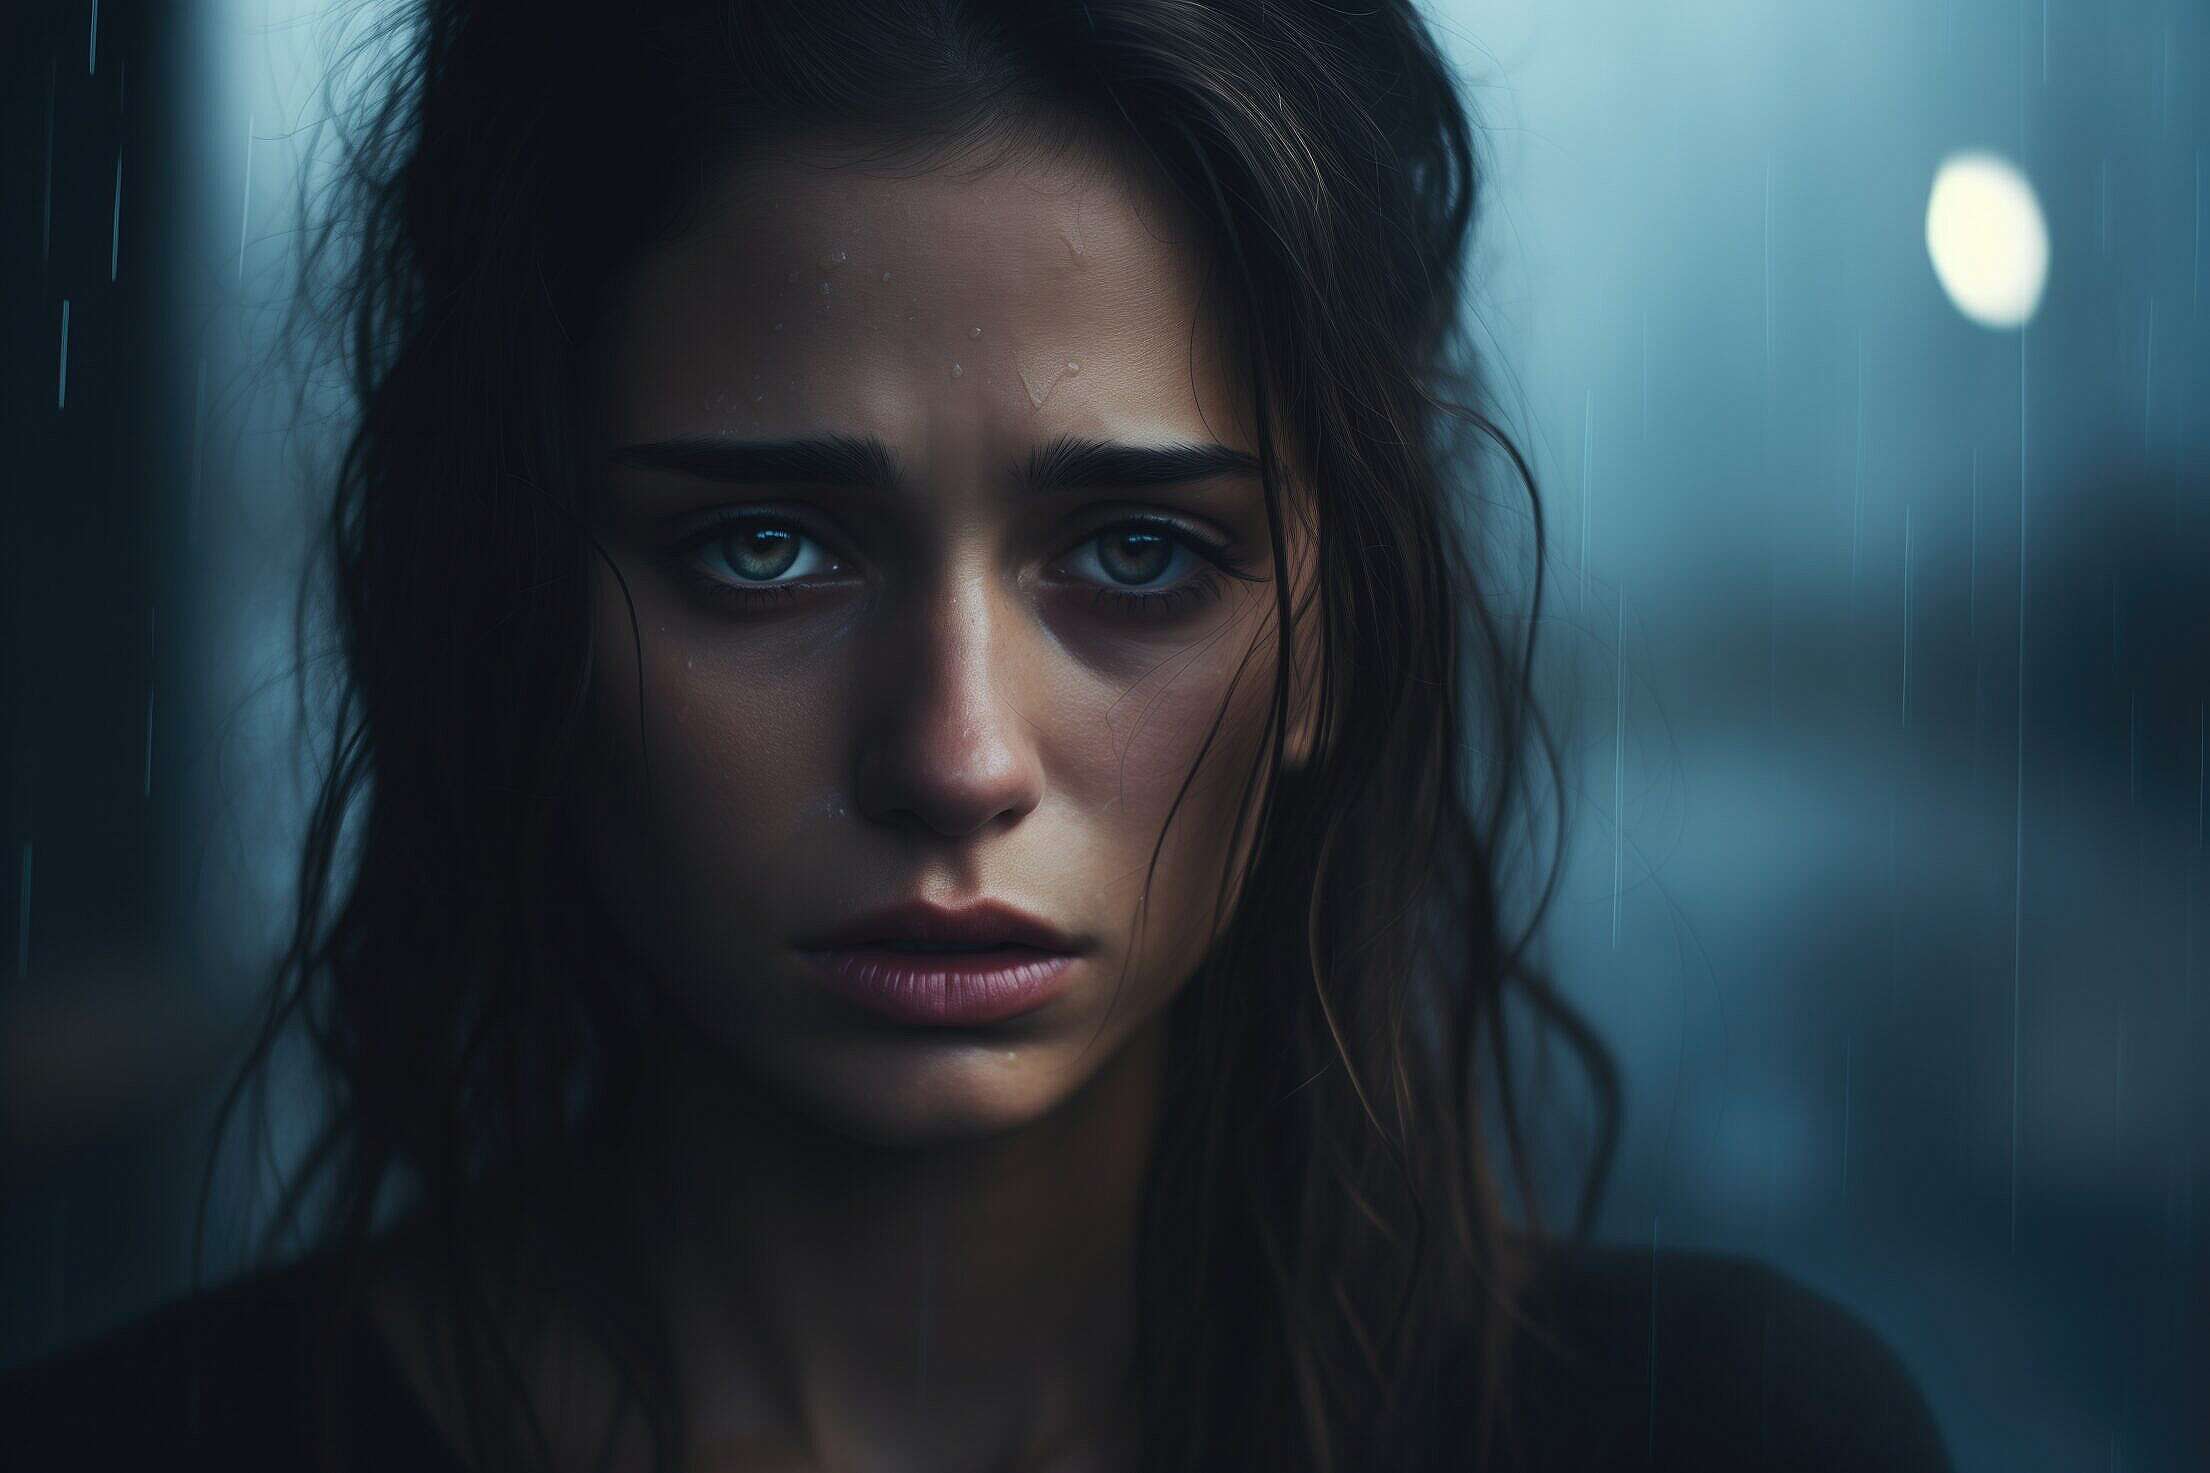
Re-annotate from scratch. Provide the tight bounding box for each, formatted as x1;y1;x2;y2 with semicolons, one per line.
592;137;1247;454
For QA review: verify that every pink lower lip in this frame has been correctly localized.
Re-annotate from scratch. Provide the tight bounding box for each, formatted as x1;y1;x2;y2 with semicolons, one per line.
796;946;1078;1026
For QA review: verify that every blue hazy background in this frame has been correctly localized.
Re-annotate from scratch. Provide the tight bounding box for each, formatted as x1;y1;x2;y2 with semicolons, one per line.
3;2;2204;1469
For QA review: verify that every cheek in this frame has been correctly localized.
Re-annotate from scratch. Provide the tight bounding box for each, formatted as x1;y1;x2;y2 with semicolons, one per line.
1061;602;1282;952
577;574;848;981
577;556;1283;1002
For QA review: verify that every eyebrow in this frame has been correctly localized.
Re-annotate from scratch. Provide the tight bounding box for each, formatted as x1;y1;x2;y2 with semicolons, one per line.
608;433;1259;494
609;433;901;489
1022;434;1259;491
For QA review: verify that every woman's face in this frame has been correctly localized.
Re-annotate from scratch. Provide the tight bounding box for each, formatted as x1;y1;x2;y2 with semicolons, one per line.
579;133;1306;1145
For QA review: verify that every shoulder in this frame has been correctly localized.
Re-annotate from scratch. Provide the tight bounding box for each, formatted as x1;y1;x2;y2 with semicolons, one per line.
1500;1240;1952;1473
0;1260;314;1466
0;1253;442;1472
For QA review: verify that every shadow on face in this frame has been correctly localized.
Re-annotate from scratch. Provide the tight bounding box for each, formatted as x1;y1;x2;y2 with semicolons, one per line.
575;130;1314;1146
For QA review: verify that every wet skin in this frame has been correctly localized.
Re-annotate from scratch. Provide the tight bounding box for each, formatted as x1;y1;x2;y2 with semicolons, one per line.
579;133;1311;1147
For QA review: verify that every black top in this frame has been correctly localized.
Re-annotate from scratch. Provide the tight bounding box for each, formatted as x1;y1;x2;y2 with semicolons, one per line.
1;1243;1951;1471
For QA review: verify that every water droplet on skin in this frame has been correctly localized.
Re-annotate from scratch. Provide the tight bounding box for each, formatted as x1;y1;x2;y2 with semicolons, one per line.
968;326;982;338
819;280;830;295
786;267;802;283
771;321;783;332
1018;358;1079;409
880;270;892;282
950;362;963;378
819;249;847;269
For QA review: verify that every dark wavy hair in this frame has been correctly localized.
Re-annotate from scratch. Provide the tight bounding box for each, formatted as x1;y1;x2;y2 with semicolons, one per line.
204;3;1621;1470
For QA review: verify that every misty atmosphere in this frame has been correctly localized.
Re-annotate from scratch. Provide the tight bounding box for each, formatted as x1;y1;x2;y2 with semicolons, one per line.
4;2;2204;1469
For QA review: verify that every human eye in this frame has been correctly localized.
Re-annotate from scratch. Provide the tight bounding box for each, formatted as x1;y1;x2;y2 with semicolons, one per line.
666;509;853;612
1055;516;1257;622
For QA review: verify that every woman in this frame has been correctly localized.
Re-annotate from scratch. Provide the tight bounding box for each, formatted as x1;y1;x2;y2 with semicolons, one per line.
3;2;1951;1470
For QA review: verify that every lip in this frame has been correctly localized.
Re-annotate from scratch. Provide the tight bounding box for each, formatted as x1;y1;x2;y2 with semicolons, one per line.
794;900;1087;1026
797;899;1083;953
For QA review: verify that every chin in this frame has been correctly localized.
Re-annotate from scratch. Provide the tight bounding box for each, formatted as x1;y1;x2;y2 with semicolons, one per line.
744;1030;1096;1149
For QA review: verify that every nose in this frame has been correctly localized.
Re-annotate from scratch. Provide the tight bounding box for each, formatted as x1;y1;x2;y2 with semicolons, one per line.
852;576;1045;839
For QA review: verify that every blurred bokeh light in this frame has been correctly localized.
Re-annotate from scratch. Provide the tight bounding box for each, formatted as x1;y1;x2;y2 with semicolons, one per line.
4;3;2204;1471
1926;152;2051;329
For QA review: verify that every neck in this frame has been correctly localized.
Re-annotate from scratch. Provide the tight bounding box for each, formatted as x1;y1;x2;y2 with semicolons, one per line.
601;1010;1164;1471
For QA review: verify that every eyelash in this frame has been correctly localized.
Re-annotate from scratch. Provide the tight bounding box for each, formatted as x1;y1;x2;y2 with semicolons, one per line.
1072;516;1254;620
670;511;1255;621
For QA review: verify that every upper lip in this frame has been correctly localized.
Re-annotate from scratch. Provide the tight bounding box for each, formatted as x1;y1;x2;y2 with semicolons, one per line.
796;899;1085;953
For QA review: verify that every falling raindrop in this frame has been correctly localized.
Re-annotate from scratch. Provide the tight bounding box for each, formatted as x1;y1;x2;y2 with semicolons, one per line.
2194;152;2204;311
1902;503;1915;726
2098;157;2109;256
142;687;154;798
1841;1036;1854;1199
1641;310;1651;441
238;110;255;283
1851;333;1866;599
1968;447;1980;641
2158;25;2172;126
88;0;99;74
1762;153;1774;376
2112;1021;2126;1150
1577;390;1593;616
57;300;71;410
2142;297;2155;457
187;359;207;540
110;150;122;281
2109;575;2120;667
1611;588;1627;948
